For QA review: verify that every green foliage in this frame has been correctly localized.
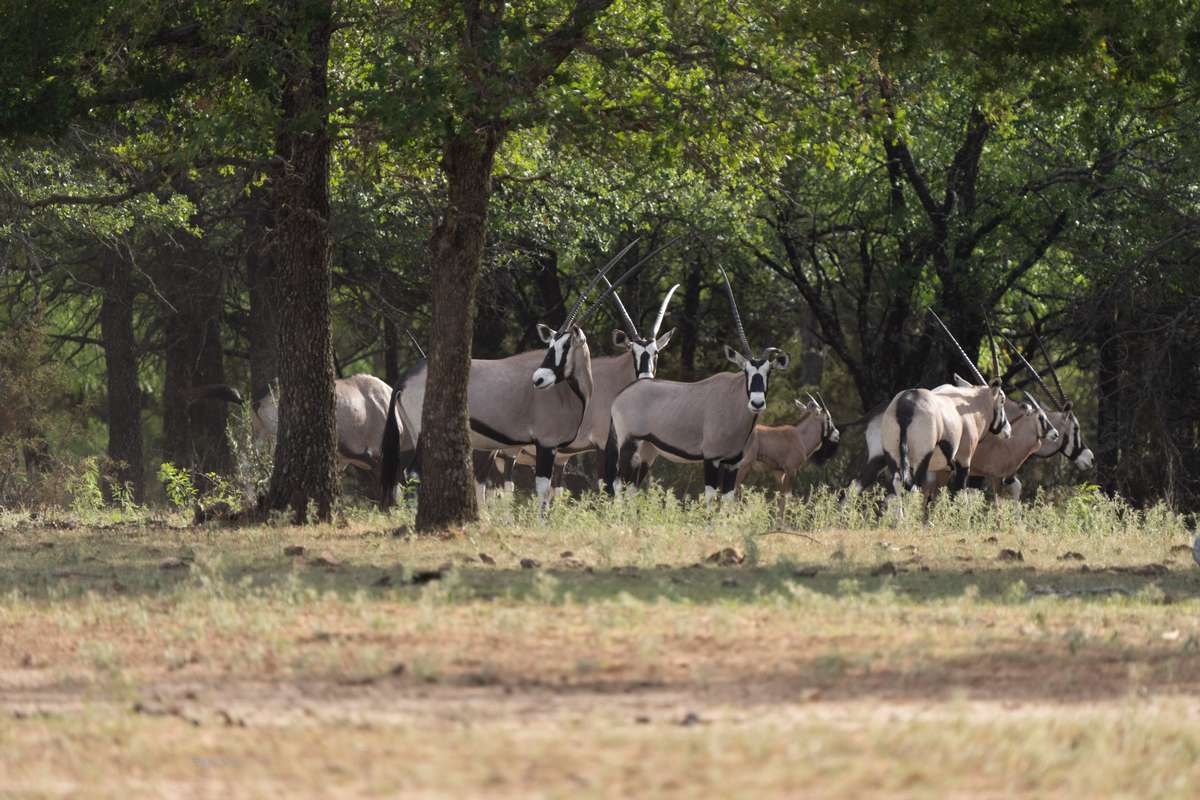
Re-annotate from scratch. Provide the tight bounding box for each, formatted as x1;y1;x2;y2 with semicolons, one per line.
158;462;198;510
65;457;105;514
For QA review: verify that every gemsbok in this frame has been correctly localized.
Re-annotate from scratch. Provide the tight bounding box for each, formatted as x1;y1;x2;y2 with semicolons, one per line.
500;277;681;491
734;393;841;510
880;311;1012;496
379;238;665;511
604;267;789;502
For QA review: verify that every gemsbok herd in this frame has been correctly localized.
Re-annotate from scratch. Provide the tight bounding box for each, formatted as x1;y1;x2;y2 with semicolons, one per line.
234;244;1093;514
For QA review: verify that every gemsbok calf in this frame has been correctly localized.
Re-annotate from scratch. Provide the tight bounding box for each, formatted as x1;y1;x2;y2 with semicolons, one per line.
734;393;841;510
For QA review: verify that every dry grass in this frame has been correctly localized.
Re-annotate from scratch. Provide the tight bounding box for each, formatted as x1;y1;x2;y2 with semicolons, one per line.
1;493;1198;797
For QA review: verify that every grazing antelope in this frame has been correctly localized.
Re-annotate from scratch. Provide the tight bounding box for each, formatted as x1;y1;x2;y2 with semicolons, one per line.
501;279;681;491
880;311;1011;496
379;239;662;511
734;393;841;510
604;267;790;502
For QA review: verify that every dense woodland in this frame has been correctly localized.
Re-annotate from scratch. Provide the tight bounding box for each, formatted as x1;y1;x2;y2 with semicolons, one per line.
1;0;1197;525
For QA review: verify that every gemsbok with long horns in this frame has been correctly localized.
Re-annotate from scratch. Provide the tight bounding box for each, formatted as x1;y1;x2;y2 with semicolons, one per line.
604;267;789;502
500;276;681;491
379;239;666;511
960;334;1092;497
734;393;841;510
880;310;1012;495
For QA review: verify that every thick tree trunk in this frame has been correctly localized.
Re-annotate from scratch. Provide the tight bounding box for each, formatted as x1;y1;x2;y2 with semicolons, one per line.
160;238;233;475
265;0;338;524
100;252;144;503
246;186;280;403
416;129;499;531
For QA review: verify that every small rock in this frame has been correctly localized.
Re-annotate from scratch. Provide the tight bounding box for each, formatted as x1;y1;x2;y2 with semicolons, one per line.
1057;551;1085;561
705;547;745;567
984;536;998;543
478;553;496;565
560;550;574;558
390;526;412;538
159;557;190;571
635;715;651;724
792;567;820;578
560;557;586;569
284;545;306;557
520;558;540;570
679;711;704;726
721;578;739;588
309;552;341;569
871;561;897;577
997;549;1024;562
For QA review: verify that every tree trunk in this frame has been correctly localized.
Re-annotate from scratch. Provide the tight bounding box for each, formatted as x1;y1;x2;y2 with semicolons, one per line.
265;0;338;524
246;185;280;403
100;251;144;503
382;316;400;388
160;237;233;475
416;128;499;531
679;254;702;380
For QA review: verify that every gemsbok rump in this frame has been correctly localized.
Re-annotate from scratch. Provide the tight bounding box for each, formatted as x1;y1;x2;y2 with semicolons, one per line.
880;311;1012;496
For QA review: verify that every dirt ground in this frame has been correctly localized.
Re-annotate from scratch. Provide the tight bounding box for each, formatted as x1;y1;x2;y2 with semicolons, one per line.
2;512;1199;797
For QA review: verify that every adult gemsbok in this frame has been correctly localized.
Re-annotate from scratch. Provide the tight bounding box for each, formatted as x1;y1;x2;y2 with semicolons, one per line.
502;277;681;491
880;310;1012;496
734;393;841;510
961;334;1092;498
379;239;661;511
604;267;790;502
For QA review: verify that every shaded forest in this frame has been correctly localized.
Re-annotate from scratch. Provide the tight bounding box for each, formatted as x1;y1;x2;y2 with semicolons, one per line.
1;0;1197;520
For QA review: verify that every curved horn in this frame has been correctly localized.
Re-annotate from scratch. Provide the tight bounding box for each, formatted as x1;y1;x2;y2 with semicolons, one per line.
815;390;829;413
651;283;680;338
1033;333;1069;407
1000;334;1063;412
601;276;639;337
928;309;986;385
577;236;682;326
718;267;752;356
805;391;819;409
561;237;641;328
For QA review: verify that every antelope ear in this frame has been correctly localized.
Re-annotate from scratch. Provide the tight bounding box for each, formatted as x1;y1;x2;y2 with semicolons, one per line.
1063;400;1073;413
612;329;630;349
793;398;806;410
537;323;556;344
655;328;674;350
771;351;790;370
953;373;972;388
724;345;747;367
571;323;586;340
989;376;1003;390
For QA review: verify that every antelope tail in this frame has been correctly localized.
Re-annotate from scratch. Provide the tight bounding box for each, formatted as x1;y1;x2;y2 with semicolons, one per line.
895;392;916;491
380;386;404;510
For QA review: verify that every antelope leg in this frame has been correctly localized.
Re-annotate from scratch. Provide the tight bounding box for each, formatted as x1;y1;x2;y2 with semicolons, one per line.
720;462;738;503
703;460;720;503
535;445;556;511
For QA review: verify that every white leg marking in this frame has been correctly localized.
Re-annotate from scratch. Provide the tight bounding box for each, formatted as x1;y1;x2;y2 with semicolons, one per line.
704;485;717;503
535;476;552;506
504;480;515;493
722;490;736;504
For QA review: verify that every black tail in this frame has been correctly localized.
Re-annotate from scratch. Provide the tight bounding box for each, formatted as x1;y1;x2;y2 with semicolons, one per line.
380;386;404;510
895;392;916;491
187;383;245;405
603;424;619;496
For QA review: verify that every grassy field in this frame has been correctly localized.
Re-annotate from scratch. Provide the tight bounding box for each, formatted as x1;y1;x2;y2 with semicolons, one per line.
2;489;1199;798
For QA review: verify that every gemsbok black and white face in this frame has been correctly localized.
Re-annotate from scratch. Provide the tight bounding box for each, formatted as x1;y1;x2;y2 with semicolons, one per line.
614;328;674;381
533;324;589;389
986;377;1013;439
1039;402;1094;469
724;345;789;413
